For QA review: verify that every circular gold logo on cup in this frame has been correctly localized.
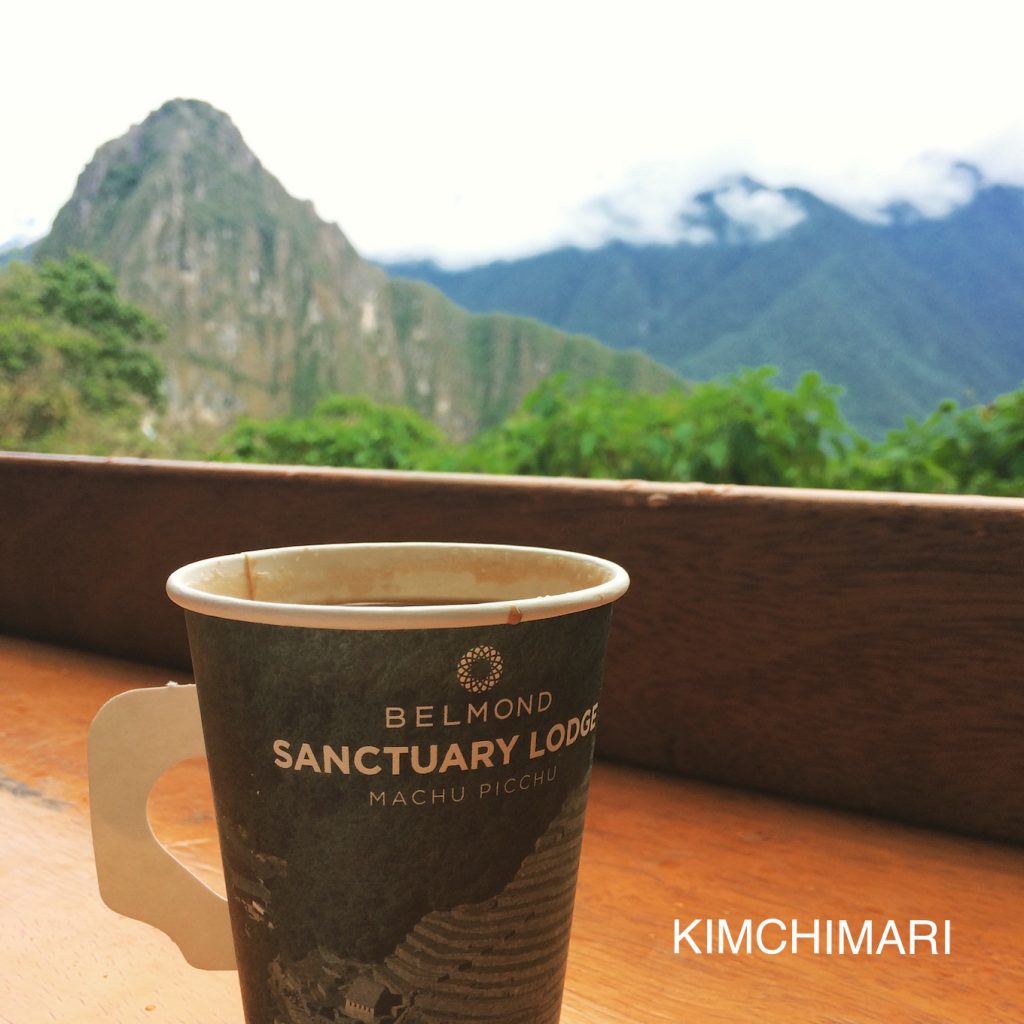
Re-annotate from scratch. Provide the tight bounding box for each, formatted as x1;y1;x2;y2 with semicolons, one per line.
457;645;504;693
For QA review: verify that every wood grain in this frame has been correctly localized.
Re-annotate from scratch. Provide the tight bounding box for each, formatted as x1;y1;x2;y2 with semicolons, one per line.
1;636;1022;1023
1;454;1023;843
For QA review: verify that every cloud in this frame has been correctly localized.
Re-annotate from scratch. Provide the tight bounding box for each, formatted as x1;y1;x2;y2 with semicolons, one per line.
568;166;710;248
708;185;807;241
378;126;1023;266
810;153;985;222
533;149;1000;261
560;170;809;252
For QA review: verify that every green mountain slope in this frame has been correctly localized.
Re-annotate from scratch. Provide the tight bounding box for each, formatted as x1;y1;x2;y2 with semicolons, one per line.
35;99;677;440
385;180;1024;434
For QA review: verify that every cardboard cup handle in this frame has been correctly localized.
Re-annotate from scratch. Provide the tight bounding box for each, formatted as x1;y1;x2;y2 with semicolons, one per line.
88;684;236;970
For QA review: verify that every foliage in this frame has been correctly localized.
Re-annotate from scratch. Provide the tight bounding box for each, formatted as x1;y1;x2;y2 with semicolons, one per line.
439;376;689;479
449;368;851;487
0;253;165;449
210;369;1024;498
215;394;448;470
212;369;853;487
831;392;1024;496
11;256;1024;502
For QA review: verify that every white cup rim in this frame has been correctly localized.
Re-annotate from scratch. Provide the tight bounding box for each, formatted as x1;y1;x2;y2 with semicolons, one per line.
166;542;629;630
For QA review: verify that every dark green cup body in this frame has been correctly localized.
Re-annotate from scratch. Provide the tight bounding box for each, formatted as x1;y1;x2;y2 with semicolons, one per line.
186;604;613;1024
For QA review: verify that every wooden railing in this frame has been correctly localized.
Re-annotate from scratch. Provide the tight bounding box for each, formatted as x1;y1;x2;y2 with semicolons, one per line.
2;452;1022;845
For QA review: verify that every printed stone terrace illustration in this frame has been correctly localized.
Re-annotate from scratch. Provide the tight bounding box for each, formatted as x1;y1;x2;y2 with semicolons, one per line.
185;607;612;1024
257;780;589;1024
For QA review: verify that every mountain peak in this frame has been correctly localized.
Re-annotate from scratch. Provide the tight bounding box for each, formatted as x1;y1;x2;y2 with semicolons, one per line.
128;97;257;171
142;98;254;162
153;96;230;121
33;101;676;439
44;98;262;229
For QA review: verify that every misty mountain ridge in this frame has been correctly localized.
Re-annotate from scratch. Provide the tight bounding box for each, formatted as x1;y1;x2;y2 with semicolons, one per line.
32;98;676;441
525;161;992;257
385;172;1024;434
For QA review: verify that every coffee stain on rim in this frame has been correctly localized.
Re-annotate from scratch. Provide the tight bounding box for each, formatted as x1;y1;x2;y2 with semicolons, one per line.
243;553;256;600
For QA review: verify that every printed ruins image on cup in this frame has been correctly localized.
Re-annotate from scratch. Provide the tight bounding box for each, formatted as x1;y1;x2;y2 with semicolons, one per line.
88;542;629;1024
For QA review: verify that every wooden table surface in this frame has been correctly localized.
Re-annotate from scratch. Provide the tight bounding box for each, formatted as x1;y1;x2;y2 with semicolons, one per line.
1;634;1022;1023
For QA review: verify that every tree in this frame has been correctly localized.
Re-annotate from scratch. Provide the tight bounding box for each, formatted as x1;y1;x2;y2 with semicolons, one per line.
0;253;164;449
832;391;1024;496
443;375;687;479
452;369;853;487
216;394;448;470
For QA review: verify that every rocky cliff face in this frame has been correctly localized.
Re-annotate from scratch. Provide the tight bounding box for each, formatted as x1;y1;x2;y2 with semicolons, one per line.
37;99;676;438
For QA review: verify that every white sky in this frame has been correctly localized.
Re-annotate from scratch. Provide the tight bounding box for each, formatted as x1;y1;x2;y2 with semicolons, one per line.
4;0;1024;267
